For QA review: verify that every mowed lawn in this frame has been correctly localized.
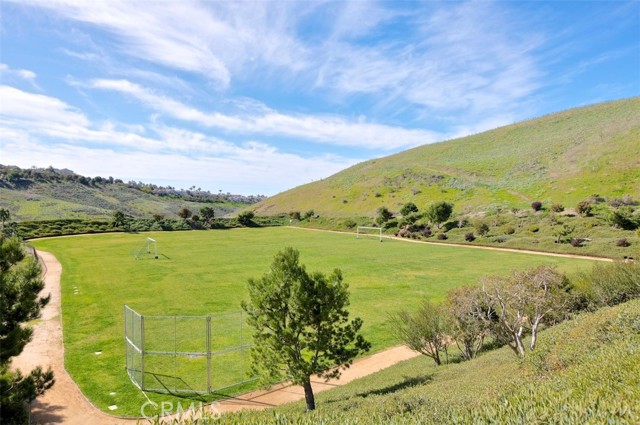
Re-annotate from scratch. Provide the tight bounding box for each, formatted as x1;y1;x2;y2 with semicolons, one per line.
30;227;596;416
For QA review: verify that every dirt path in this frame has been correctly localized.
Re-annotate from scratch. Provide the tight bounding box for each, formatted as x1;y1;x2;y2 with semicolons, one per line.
11;251;419;424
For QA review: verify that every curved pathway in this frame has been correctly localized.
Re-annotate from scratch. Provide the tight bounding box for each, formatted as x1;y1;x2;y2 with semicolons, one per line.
12;251;418;424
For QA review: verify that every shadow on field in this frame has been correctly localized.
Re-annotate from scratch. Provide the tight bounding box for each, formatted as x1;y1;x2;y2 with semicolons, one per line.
355;374;434;398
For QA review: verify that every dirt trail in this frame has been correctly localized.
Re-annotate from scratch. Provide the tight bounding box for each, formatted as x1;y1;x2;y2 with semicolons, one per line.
11;251;419;424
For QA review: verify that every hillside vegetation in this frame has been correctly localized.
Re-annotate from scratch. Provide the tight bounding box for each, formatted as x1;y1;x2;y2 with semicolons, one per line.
254;98;640;218
0;165;264;221
154;298;640;424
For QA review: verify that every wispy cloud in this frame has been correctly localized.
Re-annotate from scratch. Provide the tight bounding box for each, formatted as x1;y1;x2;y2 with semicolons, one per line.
86;78;441;149
0;86;358;193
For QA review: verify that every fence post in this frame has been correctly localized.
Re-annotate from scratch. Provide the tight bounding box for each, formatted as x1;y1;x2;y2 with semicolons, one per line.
206;315;212;393
140;314;145;391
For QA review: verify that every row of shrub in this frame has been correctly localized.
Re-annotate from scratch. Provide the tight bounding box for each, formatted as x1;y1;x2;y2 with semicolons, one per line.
8;214;289;239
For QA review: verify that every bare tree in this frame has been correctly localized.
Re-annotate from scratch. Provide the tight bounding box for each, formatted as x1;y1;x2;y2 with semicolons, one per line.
391;299;450;365
481;266;570;357
445;286;491;360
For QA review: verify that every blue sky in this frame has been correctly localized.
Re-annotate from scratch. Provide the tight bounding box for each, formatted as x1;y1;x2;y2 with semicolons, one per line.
1;1;638;195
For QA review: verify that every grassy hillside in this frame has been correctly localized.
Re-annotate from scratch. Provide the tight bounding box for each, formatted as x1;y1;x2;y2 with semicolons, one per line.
156;298;640;424
254;97;640;218
0;165;260;221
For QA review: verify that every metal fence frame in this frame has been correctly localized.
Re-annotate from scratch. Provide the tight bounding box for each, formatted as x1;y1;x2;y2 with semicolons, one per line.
124;305;254;395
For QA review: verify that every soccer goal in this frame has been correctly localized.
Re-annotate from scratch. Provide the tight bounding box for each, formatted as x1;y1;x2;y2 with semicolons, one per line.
356;226;383;242
134;237;158;259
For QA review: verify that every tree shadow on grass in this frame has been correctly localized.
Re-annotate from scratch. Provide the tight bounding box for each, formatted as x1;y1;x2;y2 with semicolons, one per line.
323;374;435;405
355;374;434;398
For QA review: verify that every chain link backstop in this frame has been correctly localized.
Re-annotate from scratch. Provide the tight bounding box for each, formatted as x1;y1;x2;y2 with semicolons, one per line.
124;305;254;394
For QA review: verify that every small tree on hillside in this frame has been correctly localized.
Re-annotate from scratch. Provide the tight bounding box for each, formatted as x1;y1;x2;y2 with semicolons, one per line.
0;235;55;422
425;202;453;229
391;299;450;366
0;208;10;228
200;206;215;225
177;207;192;221
445;286;491;360
237;210;255;226
242;248;370;411
400;202;419;217
376;206;393;225
481;266;570;356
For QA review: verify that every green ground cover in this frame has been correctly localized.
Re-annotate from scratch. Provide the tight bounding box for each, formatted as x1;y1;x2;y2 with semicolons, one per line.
30;227;596;417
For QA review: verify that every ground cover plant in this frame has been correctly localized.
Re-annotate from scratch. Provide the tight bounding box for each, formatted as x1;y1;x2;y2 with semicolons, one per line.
28;227;597;417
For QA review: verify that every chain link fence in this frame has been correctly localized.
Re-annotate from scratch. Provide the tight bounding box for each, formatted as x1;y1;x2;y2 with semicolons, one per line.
124;305;254;394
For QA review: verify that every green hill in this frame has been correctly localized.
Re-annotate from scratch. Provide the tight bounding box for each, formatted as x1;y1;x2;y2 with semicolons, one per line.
0;165;263;221
254;97;640;218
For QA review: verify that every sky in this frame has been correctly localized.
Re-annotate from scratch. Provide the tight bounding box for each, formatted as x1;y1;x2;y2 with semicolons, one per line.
1;1;638;195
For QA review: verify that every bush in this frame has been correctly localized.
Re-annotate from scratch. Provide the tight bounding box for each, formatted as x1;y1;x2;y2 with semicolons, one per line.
437;233;448;240
529;225;539;233
531;201;543;211
343;219;357;229
237;210;255;226
503;226;515;235
607;207;638;230
576;261;640;307
550;203;564;213
616;238;631;247
570;238;585;247
576;200;592;216
400;202;419;216
464;232;476;242
474;221;490;236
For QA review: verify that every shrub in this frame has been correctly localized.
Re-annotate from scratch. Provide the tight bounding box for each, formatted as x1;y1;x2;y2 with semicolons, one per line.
237;210;255;226
343;219;357;229
303;210;315;220
529;225;539;233
576;200;592;216
400;202;419;217
465;232;476;242
493;236;508;243
616;238;631;247
607;207;638;230
289;211;301;220
474;221;490;236
570;238;585;247
503;226;515;235
420;226;433;238
576;261;640;307
531;201;543;211
550;203;564;213
376;206;394;225
437;233;448;240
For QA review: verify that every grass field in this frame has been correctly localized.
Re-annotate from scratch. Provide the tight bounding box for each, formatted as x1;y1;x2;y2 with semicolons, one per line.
30;227;598;417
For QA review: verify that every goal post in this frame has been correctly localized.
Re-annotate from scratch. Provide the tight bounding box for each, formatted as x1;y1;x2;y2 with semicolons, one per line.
356;226;383;242
134;237;158;259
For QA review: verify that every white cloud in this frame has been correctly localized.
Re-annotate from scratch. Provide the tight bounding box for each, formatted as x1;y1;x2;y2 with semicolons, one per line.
0;85;88;127
0;129;358;195
87;78;440;150
11;0;310;87
0;86;359;194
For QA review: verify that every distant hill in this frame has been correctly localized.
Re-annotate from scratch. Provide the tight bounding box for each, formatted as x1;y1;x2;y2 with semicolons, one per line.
254;97;640;218
0;165;264;221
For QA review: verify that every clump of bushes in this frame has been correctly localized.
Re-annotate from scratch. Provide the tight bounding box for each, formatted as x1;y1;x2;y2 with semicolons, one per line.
531;201;543;211
464;232;476;242
437;233;448;240
503;226;515;235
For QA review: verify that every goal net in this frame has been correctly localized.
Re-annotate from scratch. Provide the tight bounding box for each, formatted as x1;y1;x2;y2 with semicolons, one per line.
356;226;383;242
134;237;158;259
